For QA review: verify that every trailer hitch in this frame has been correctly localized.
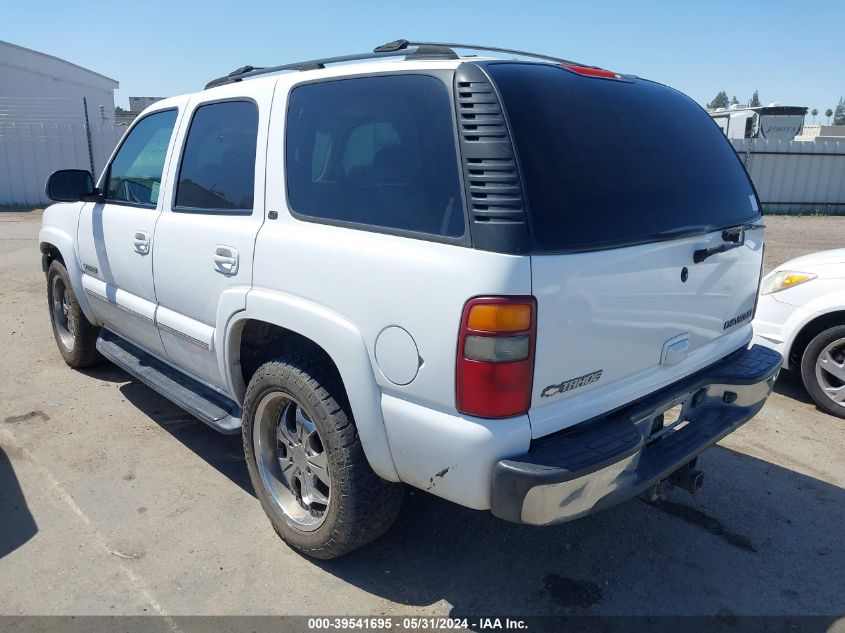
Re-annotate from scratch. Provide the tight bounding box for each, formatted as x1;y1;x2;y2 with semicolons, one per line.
668;458;705;494
645;459;704;501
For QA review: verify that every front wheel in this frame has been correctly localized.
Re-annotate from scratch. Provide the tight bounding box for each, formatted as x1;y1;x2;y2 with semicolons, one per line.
46;260;102;368
800;325;845;419
242;356;403;559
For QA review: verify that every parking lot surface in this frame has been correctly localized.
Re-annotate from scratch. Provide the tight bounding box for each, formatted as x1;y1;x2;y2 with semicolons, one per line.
1;211;843;618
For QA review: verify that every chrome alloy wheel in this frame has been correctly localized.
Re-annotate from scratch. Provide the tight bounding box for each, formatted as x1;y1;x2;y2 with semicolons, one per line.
51;275;75;350
253;391;331;531
815;337;845;408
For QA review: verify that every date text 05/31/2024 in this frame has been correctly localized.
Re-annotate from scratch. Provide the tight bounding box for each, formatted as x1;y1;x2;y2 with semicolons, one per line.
307;617;529;630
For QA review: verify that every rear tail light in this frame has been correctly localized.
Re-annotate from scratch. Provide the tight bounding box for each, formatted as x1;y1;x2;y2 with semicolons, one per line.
456;297;536;418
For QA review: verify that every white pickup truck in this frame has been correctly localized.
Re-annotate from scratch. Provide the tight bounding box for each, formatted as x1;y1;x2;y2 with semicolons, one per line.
39;40;781;559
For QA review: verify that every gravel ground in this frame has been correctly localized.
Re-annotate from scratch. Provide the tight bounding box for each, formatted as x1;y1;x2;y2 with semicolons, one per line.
762;215;845;273
0;210;843;621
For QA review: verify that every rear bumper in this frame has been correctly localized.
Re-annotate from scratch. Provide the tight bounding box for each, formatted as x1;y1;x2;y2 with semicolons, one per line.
491;344;782;525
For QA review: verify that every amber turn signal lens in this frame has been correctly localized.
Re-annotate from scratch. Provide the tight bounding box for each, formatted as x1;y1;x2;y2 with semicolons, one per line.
467;304;532;332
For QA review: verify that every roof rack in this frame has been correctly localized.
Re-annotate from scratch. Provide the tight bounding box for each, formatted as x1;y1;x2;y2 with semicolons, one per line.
204;39;588;90
375;39;586;66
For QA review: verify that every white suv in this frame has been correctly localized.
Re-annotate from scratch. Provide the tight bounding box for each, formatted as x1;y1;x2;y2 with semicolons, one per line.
39;40;781;558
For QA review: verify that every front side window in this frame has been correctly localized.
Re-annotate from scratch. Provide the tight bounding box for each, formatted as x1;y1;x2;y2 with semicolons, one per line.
286;74;464;238
175;100;259;212
106;109;177;206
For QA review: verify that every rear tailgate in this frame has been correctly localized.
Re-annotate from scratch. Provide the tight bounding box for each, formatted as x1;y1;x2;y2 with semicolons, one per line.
485;62;763;438
530;230;762;437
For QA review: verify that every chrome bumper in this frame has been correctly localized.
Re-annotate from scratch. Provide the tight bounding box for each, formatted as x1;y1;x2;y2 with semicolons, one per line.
491;344;782;525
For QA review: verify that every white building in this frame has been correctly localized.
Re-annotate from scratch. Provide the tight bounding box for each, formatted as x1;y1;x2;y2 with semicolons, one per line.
0;40;121;206
129;96;164;112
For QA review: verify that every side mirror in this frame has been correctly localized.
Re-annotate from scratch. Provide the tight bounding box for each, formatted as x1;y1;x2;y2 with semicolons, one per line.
45;169;96;202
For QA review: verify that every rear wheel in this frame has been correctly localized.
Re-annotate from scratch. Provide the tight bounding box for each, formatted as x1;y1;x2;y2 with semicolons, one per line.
243;356;403;559
800;325;845;419
46;260;101;368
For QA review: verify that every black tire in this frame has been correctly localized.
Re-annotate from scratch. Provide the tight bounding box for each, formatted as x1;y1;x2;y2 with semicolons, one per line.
800;324;845;419
46;260;102;368
243;355;404;559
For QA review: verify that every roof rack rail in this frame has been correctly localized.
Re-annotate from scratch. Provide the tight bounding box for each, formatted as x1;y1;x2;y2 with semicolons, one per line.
204;39;589;90
204;43;457;89
374;39;587;66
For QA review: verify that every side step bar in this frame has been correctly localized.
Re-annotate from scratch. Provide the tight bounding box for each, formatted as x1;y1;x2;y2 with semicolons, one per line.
96;330;242;434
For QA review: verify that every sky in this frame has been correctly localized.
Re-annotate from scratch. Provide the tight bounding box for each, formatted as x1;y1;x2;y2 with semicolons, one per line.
3;0;843;118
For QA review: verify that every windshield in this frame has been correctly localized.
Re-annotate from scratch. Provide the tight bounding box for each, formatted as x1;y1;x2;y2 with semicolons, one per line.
486;63;760;251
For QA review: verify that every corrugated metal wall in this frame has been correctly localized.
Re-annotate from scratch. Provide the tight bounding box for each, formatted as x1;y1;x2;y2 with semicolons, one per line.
731;139;845;213
0;122;121;205
0;97;122;207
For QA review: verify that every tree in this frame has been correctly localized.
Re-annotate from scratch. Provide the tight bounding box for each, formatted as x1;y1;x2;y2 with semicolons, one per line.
749;90;761;107
730;95;740;105
835;97;845;125
825;108;834;125
811;108;818;122
707;91;729;110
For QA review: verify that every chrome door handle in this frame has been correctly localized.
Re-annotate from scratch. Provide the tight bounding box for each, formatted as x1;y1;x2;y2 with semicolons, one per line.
133;231;150;255
214;245;239;275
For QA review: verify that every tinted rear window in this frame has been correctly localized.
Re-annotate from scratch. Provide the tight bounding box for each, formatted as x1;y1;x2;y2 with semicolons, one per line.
487;63;759;250
175;100;258;212
286;75;464;239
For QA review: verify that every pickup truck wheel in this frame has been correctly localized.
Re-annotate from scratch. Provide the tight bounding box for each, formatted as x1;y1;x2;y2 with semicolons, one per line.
243;357;403;559
800;325;845;419
46;260;102;368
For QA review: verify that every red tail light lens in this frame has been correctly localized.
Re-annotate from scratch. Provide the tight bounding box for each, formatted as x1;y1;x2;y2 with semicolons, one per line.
562;64;619;79
456;297;536;418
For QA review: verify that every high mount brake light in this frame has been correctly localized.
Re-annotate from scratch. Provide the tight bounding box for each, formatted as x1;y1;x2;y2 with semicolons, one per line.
562;64;620;79
456;297;537;418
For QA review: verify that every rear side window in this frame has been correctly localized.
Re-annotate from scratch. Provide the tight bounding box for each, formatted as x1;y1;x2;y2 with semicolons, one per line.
286;75;464;238
175;100;258;212
487;63;759;250
106;109;177;207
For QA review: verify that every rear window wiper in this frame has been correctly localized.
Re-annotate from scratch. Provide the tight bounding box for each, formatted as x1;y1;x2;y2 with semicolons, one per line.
650;225;715;240
693;222;765;264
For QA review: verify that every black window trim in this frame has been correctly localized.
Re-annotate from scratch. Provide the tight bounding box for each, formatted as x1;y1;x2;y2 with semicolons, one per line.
283;70;472;247
100;107;180;210
479;60;762;255
170;96;260;216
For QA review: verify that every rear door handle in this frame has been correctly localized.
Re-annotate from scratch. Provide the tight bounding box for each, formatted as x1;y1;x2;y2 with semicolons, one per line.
133;231;150;255
214;245;239;275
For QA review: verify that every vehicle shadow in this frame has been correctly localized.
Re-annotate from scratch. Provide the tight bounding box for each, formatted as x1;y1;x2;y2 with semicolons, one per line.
312;446;844;620
78;362;136;384
772;367;814;406
115;378;254;498
0;446;38;558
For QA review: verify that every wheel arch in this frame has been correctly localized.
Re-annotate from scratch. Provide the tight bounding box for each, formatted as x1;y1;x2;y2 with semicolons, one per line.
40;240;65;269
225;290;400;482
788;310;845;368
38;226;99;324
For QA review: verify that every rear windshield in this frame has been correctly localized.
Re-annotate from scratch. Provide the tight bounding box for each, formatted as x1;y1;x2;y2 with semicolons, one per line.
487;63;759;251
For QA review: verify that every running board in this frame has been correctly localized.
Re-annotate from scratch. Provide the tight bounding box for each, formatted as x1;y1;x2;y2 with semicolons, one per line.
96;330;242;434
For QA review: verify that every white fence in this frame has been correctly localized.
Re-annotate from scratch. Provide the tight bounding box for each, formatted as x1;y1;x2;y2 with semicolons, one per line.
0;96;123;207
0;122;122;206
731;138;845;213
